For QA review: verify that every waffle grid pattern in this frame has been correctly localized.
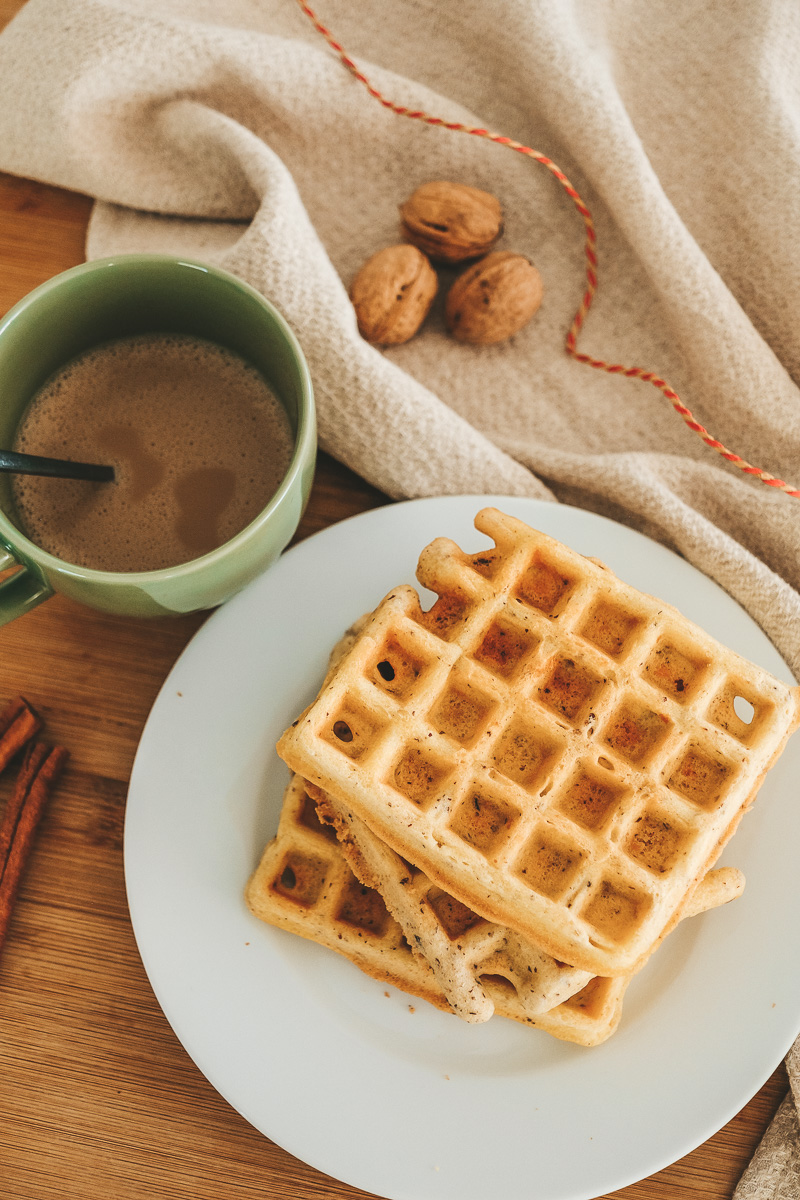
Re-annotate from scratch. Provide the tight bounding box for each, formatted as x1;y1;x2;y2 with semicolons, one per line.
279;510;799;975
245;774;626;1045
310;783;593;1022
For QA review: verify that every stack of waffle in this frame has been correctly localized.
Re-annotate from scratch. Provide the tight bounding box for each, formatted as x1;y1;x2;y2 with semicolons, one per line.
246;509;800;1046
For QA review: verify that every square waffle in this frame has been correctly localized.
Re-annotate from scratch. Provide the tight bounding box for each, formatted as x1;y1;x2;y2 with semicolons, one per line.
309;782;592;1021
245;773;628;1046
309;615;595;1021
309;781;744;1024
278;508;799;976
246;776;744;1045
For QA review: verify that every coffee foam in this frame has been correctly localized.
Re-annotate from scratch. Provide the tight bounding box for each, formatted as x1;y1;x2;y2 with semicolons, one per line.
12;333;295;572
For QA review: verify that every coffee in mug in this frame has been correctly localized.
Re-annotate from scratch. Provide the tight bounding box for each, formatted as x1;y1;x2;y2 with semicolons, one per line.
12;332;294;572
0;254;316;622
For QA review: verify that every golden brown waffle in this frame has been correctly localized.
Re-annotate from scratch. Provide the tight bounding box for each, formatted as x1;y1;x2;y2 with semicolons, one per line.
311;782;744;1023
246;774;627;1045
246;773;432;995
312;618;595;1021
310;783;591;1021
278;508;800;976
246;775;744;1046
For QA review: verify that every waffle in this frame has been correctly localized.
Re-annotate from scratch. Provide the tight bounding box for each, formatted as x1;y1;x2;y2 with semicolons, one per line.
309;783;590;1020
309;620;598;1020
309;781;744;1022
312;618;594;1020
246;775;743;1046
278;507;800;976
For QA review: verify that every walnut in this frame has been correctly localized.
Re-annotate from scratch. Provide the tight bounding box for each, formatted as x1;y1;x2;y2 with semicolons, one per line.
445;251;543;344
400;181;503;263
350;244;438;346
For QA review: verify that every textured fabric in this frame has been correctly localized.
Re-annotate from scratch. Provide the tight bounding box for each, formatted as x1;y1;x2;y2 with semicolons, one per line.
734;1095;800;1199
734;1036;800;1197
0;0;798;676
0;1;798;1186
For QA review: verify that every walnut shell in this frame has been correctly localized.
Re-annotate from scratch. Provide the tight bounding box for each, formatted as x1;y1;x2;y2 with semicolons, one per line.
400;181;503;263
445;251;543;344
350;244;438;346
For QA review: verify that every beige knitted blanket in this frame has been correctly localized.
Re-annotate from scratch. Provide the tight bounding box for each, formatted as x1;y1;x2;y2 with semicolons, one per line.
0;0;798;1192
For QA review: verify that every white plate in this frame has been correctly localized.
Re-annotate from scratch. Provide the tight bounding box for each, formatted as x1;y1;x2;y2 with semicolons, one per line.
124;496;800;1200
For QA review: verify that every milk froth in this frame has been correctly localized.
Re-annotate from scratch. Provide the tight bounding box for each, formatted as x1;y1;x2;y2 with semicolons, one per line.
12;334;294;572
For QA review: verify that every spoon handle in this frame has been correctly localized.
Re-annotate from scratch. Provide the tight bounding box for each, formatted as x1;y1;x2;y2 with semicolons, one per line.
0;449;114;482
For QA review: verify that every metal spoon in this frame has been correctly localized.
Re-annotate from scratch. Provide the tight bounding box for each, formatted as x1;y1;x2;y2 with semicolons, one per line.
0;449;114;482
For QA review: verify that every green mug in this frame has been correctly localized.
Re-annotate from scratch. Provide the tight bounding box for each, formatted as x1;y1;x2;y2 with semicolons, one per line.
0;254;316;621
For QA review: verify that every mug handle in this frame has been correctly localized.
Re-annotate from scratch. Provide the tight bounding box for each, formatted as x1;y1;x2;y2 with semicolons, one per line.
0;550;53;625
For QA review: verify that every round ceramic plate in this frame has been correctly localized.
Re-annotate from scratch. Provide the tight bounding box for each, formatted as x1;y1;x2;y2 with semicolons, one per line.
124;496;800;1200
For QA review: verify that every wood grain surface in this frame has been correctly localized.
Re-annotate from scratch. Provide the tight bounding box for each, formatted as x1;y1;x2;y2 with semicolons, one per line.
0;2;788;1197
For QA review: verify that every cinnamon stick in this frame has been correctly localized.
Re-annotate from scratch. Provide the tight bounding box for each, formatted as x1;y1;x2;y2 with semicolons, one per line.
0;741;49;871
0;742;69;954
0;695;42;776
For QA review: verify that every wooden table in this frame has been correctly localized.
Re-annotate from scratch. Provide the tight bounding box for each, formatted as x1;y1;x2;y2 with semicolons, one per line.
0;6;787;1195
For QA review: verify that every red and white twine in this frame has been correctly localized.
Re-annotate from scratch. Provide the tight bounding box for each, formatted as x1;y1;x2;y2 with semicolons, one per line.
296;0;800;500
